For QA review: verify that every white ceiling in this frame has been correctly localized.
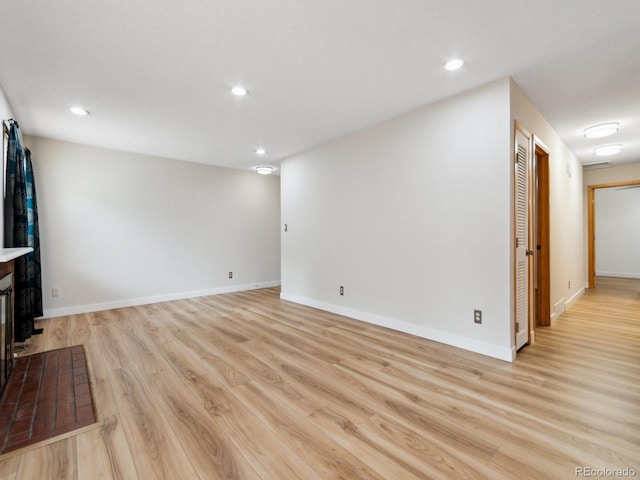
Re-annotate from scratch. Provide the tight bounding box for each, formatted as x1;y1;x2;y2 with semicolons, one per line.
1;0;639;173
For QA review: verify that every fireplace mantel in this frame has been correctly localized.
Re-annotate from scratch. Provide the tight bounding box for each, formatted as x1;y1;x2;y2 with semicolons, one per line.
0;247;33;395
0;248;33;263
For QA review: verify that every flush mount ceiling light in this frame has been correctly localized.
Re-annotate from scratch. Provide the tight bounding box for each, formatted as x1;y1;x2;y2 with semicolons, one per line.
593;144;623;157
255;148;266;156
444;58;465;71
255;166;274;175
231;86;248;96
70;106;89;116
583;122;619;139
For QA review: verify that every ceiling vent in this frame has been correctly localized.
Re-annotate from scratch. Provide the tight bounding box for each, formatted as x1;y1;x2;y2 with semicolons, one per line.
583;160;611;170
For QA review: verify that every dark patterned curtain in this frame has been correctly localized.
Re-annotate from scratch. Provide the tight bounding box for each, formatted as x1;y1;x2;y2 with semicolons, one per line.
4;120;43;342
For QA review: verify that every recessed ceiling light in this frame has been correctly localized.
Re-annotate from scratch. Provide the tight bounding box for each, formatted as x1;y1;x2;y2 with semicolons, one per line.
444;58;465;71
255;166;273;175
593;144;622;156
583;122;619;139
255;148;266;156
70;106;89;116
231;86;248;96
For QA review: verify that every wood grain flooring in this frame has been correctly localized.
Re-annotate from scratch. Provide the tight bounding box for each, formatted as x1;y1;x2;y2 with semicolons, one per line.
0;277;638;479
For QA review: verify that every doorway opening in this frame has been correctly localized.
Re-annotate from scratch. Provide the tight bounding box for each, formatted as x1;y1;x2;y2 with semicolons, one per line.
533;139;551;327
587;179;640;288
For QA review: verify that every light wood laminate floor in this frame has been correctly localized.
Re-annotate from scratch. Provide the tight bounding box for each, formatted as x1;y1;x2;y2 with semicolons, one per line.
0;277;638;479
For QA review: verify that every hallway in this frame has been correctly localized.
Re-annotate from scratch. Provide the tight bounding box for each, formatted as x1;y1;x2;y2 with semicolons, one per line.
513;276;639;476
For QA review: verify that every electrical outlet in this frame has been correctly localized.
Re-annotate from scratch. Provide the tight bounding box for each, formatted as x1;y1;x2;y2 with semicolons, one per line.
474;309;482;324
52;287;60;297
284;224;288;232
340;286;344;296
229;272;233;279
568;280;571;289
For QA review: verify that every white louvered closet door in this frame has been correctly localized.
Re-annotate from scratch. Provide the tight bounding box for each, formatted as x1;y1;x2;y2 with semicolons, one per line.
515;126;531;350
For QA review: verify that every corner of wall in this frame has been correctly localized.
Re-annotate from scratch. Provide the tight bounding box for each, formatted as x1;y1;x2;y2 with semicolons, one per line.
0;82;16;249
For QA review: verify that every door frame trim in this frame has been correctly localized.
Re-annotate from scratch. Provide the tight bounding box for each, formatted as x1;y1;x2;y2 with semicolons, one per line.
533;137;551;327
587;179;640;288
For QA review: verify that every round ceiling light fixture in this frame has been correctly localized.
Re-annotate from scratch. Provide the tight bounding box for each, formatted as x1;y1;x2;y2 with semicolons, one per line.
255;166;274;175
593;144;622;157
583;122;619;139
70;106;89;116
444;58;465;71
231;86;249;96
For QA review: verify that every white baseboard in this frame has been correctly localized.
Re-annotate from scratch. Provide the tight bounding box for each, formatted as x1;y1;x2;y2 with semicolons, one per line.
550;297;566;324
41;281;281;318
595;271;640;279
549;287;585;323
280;292;515;362
566;287;585;308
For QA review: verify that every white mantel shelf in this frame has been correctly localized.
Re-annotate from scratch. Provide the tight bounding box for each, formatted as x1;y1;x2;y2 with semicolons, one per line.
0;247;33;262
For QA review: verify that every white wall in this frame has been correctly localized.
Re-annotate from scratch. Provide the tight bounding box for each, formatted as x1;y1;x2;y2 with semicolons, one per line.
510;81;585;321
584;163;640;185
26;136;281;317
281;78;514;361
0;84;16;247
0;84;14;122
595;187;640;278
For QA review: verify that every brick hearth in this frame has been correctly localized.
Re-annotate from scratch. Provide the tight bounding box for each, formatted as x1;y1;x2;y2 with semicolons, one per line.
0;345;96;454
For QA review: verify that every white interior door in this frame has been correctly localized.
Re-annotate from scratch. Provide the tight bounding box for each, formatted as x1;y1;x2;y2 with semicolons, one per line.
515;125;531;350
